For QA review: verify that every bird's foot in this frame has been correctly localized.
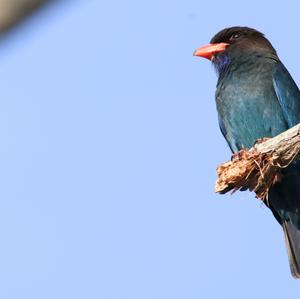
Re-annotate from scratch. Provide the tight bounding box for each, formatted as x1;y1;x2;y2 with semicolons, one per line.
231;149;247;161
254;137;270;145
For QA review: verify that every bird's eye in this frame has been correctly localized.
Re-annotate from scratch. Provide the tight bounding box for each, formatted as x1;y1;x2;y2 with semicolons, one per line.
230;32;242;40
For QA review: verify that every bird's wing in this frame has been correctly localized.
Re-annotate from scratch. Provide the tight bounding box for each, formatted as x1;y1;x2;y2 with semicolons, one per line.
272;61;300;277
272;61;300;127
218;114;236;153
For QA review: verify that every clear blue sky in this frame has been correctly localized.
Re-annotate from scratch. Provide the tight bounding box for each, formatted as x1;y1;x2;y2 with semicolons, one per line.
0;1;300;298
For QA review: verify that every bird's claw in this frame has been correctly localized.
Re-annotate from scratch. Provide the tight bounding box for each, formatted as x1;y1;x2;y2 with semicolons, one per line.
231;149;247;161
254;137;270;145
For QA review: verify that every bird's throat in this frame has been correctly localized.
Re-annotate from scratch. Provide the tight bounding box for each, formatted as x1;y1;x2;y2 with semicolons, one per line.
213;53;230;76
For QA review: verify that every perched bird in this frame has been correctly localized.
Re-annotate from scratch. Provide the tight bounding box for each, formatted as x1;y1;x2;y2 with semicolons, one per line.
194;26;300;278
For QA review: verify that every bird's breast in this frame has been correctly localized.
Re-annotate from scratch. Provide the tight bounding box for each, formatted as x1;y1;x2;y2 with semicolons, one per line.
216;59;288;151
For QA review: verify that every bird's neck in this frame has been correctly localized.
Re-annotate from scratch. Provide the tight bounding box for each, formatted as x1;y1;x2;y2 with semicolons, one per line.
213;52;279;79
213;52;256;77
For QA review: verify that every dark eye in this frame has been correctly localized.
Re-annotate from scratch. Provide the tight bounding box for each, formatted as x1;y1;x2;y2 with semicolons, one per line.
230;32;242;40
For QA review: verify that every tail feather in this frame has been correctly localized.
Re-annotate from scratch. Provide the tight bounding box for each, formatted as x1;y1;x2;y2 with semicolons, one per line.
283;221;300;278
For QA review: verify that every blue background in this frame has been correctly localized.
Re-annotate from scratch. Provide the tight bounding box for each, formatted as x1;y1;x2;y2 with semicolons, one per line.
1;1;299;298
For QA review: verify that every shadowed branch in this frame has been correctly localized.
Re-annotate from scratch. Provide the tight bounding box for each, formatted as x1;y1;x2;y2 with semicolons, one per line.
215;123;300;200
0;0;51;34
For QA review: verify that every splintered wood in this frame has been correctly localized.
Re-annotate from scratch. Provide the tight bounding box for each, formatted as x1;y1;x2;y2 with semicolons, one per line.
215;123;300;200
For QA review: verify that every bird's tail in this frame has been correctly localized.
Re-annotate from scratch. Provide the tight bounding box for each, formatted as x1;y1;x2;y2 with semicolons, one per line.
283;221;300;278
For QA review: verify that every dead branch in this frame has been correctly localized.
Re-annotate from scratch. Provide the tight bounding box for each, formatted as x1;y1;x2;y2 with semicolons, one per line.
215;123;300;200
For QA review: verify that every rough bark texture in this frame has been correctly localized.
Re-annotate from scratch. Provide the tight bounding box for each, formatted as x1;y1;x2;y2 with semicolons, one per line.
215;123;300;200
0;0;50;34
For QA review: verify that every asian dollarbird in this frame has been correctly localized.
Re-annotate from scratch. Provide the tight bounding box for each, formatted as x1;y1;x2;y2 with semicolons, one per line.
194;26;300;278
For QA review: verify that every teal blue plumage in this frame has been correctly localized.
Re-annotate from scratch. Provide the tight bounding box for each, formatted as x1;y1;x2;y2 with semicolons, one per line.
204;27;300;277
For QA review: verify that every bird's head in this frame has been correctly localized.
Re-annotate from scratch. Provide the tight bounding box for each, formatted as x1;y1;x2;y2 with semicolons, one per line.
194;27;277;74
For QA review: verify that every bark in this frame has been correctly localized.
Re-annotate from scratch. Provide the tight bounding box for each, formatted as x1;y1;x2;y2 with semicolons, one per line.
215;123;300;200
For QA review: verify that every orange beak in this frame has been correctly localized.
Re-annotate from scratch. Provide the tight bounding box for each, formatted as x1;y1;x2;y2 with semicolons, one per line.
193;43;229;60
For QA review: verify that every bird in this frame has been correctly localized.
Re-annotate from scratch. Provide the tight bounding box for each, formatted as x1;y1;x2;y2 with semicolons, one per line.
194;26;300;278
